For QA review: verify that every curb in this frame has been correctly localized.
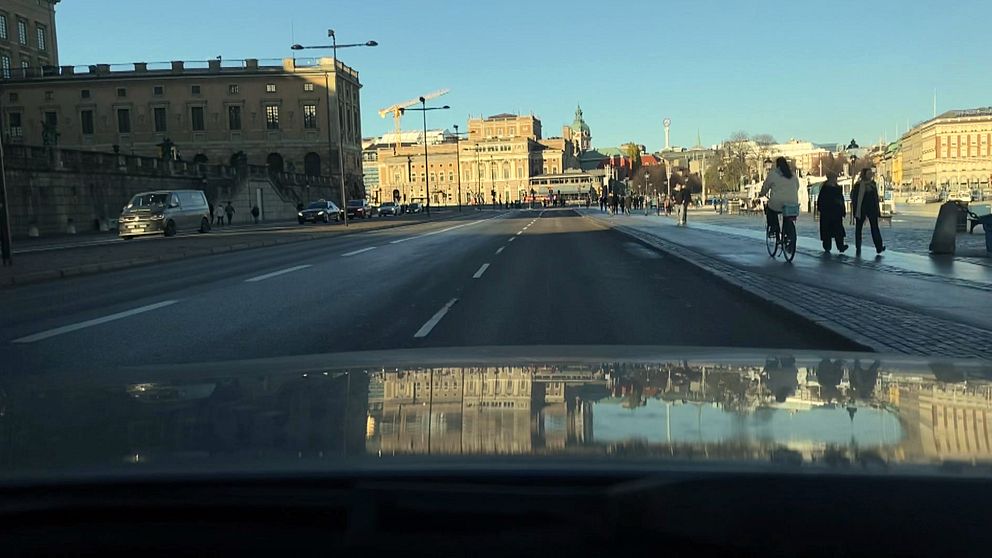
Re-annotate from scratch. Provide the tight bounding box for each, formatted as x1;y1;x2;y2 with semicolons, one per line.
581;212;884;353
1;213;470;289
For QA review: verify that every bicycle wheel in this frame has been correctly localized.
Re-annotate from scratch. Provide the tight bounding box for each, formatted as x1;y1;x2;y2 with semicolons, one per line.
765;224;779;257
782;220;797;262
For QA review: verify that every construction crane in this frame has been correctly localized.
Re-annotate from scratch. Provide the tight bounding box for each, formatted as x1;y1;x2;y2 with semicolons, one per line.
378;89;450;152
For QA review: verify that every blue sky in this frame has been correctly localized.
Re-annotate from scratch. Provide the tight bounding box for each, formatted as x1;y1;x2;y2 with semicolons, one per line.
56;0;991;151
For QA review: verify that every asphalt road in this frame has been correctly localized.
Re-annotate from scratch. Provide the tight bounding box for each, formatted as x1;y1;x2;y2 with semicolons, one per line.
0;209;860;374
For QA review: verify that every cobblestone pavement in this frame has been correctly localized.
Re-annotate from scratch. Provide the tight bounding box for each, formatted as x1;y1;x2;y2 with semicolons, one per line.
687;208;989;266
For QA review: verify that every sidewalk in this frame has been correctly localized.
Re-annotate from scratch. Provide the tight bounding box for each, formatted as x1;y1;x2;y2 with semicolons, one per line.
0;211;467;288
581;209;992;360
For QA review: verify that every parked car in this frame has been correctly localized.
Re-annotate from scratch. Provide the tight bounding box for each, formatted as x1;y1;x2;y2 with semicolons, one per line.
119;190;211;239
346;199;376;219
378;201;402;216
298;200;342;224
407;202;424;214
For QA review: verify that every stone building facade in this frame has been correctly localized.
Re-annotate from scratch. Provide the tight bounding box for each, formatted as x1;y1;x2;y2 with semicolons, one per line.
0;0;58;77
2;57;366;197
897;107;992;194
374;113;578;206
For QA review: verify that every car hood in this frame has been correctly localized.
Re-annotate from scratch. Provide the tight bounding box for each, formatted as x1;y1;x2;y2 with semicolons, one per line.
3;345;992;482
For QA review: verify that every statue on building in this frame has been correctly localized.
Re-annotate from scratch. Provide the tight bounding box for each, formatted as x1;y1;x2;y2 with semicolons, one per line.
41;121;60;146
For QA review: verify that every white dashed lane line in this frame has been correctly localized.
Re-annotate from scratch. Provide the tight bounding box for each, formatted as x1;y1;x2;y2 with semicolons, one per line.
12;300;180;344
472;263;490;279
413;298;458;338
342;246;376;256
495;246;505;255
508;237;515;242
244;265;312;282
516;231;523;236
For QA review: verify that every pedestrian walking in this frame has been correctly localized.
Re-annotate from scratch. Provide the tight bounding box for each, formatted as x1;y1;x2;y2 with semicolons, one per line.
679;185;691;225
214;202;225;226
251;204;260;224
664;195;672;216
224;201;235;225
850;167;886;256
619;195;626;215
816;172;848;253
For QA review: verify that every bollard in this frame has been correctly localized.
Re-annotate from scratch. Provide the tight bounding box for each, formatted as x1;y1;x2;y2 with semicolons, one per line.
929;202;962;254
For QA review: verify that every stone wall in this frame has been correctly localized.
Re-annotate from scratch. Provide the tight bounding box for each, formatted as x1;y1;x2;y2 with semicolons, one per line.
2;144;339;237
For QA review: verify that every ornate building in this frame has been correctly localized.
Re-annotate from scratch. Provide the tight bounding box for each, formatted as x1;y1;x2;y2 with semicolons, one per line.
562;105;591;157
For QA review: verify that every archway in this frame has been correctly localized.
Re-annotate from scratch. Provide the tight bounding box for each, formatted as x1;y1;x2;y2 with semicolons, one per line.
304;152;321;176
192;153;208;165
392;189;400;203
266;152;284;174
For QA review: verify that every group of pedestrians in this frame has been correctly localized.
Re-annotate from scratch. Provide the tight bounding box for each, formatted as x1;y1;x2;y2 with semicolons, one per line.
760;157;886;256
815;168;886;256
212;201;236;226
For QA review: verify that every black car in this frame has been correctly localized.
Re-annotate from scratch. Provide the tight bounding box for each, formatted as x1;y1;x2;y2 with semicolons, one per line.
346;199;376;219
298;200;342;224
406;202;424;214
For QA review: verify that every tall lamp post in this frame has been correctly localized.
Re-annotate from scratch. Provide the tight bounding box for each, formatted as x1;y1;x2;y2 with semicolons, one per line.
291;30;377;226
402;100;450;216
452;124;465;212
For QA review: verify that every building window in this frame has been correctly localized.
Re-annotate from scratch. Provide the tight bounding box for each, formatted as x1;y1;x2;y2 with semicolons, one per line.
0;15;7;40
228;84;238;95
265;83;276;93
228;105;242;130
191;85;200;95
190;106;205;131
303;104;317;129
153;107;167;132
8;92;15;102
44;90;52;101
80;110;94;135
80;89;90;99
8;111;21;137
16;19;26;45
1;54;9;79
304;82;314;92
117;108;131;133
116;87;126;98
36;25;45;51
19;59;27;75
44;111;56;128
264;105;279;129
153;85;163;96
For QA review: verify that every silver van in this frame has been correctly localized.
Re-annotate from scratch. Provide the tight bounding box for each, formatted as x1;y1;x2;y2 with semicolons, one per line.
119;190;211;239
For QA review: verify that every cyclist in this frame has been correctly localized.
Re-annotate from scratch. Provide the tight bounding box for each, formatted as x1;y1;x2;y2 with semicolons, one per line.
759;156;800;240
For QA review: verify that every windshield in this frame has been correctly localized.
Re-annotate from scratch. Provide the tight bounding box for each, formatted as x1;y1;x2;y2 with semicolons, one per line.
126;193;169;208
2;0;991;496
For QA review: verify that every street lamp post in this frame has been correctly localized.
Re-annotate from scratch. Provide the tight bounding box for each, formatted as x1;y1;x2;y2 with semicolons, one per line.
291;30;377;226
401;100;450;217
453;124;463;212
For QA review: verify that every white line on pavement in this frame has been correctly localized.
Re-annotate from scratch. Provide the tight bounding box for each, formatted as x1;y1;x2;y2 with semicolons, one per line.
472;263;490;279
244;264;312;282
495;246;505;255
12;300;180;344
508;237;515;242
342;246;377;257
413;298;458;338
390;215;501;244
516;231;523;236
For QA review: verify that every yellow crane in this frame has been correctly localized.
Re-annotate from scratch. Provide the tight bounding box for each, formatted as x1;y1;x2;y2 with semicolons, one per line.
378;89;450;153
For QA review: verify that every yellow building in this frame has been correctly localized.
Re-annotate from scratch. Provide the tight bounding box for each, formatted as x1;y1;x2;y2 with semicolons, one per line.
0;0;58;76
374;113;577;206
897;107;992;195
2;57;366;196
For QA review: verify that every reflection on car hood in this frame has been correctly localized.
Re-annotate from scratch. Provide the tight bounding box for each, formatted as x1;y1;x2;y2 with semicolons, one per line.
4;346;992;481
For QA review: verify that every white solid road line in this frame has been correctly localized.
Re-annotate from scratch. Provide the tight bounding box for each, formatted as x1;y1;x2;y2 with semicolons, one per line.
12;300;180;344
472;263;490;279
342;246;377;256
413;298;458;338
390;214;501;244
495;246;505;255
244;264;312;282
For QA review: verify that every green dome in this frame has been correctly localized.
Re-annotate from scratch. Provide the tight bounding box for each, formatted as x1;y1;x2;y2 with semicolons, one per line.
570;105;590;134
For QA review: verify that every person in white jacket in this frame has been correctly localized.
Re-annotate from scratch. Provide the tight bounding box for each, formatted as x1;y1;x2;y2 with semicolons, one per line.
758;157;800;239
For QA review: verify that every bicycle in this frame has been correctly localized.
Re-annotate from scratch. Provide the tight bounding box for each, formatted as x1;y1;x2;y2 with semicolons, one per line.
765;203;799;262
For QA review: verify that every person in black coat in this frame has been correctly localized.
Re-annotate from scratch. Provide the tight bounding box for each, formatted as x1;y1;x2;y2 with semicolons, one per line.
815;172;848;253
850;168;886;255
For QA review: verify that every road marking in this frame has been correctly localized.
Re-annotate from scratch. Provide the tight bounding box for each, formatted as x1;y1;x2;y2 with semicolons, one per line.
244;264;311;282
508;237;515;242
12;300;180;344
495;246;505;255
472;263;490;278
516;230;523;236
342;246;376;257
390;215;499;244
413;298;458;338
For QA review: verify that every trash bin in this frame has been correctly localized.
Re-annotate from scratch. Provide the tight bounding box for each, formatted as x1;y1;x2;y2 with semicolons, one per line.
929;201;964;254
